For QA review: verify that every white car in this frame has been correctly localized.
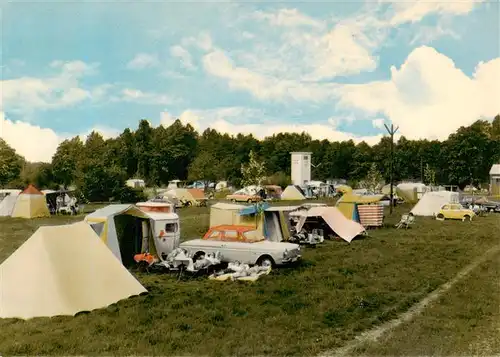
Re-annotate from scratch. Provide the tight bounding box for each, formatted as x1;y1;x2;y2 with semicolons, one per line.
179;225;301;267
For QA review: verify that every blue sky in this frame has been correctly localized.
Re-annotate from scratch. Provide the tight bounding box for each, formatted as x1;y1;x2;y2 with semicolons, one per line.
1;0;499;162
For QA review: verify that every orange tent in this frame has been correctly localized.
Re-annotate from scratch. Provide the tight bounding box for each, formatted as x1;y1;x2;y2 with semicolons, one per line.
187;188;205;200
22;184;44;195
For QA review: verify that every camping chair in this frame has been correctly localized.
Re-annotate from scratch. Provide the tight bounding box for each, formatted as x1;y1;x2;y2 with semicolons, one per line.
395;214;415;229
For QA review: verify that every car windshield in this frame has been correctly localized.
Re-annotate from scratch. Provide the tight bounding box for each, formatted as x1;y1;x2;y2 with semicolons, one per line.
242;230;265;242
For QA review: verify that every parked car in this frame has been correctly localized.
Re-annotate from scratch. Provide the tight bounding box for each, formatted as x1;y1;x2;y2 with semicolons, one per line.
226;190;262;203
435;204;475;221
179;225;301;266
479;201;500;212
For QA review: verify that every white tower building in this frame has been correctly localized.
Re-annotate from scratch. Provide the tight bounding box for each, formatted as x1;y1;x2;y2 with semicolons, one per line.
290;152;312;186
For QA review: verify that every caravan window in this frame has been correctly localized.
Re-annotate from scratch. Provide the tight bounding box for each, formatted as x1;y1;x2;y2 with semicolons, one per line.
165;223;178;233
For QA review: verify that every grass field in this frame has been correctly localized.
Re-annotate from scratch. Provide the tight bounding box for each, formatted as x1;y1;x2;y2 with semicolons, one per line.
352;252;500;355
0;202;498;356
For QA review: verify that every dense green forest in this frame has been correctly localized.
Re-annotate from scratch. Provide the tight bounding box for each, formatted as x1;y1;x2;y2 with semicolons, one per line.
1;115;499;201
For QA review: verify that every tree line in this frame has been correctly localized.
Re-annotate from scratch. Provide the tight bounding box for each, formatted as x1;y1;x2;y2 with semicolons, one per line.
1;115;499;202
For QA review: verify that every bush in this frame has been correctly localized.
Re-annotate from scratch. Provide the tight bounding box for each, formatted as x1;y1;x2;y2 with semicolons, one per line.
263;172;291;188
114;187;147;203
77;164;143;203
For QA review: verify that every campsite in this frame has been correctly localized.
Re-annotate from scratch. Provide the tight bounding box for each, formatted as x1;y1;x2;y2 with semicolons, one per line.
2;2;500;354
0;188;499;355
1;121;499;356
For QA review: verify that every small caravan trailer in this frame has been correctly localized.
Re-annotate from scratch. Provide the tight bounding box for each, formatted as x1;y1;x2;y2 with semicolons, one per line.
85;202;180;266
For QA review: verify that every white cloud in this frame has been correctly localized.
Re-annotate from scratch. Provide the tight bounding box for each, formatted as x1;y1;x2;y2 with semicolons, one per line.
296;24;378;80
127;53;159;69
410;23;459;45
253;8;325;30
170;45;196;70
372;118;386;129
198;1;483;101
0;111;121;162
90;84;115;101
195;7;384;99
1;60;99;113
77;126;121;143
181;31;213;51
241;31;255;40
0;112;63;162
50;60;98;76
202;49;338;101
336;46;500;140
382;0;484;26
115;88;177;105
161;107;383;145
162;70;188;79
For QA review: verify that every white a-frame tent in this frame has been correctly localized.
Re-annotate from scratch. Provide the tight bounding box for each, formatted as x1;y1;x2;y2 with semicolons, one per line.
0;221;147;319
410;191;460;216
0;190;21;216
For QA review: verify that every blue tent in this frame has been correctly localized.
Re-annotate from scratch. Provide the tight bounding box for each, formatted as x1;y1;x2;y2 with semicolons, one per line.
238;202;270;216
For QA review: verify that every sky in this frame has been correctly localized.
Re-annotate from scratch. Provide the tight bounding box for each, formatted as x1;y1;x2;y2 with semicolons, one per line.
0;0;499;162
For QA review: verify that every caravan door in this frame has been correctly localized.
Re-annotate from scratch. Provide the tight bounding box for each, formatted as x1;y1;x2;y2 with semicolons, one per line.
151;215;181;259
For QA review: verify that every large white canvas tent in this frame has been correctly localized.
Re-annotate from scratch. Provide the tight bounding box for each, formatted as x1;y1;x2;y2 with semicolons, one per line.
0;190;21;216
165;188;205;205
11;185;50;219
397;182;428;203
0;222;146;319
281;185;306;200
209;202;257;227
294;206;365;242
410;191;460;216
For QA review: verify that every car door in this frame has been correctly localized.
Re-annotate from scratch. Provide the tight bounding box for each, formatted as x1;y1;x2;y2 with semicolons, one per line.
440;204;450;218
449;204;463;219
221;230;251;263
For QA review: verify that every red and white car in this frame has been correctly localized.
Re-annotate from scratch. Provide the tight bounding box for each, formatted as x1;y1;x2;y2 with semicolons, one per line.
179;225;301;266
225;190;262;203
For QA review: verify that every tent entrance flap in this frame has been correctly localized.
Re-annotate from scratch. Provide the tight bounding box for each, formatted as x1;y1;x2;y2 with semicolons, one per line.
264;211;284;242
113;215;152;267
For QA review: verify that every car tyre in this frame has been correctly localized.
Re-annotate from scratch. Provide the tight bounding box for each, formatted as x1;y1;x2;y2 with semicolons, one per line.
436;213;445;221
256;255;275;267
231;199;237;203
247;199;253;203
463;215;471;222
137;260;149;272
193;251;205;262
